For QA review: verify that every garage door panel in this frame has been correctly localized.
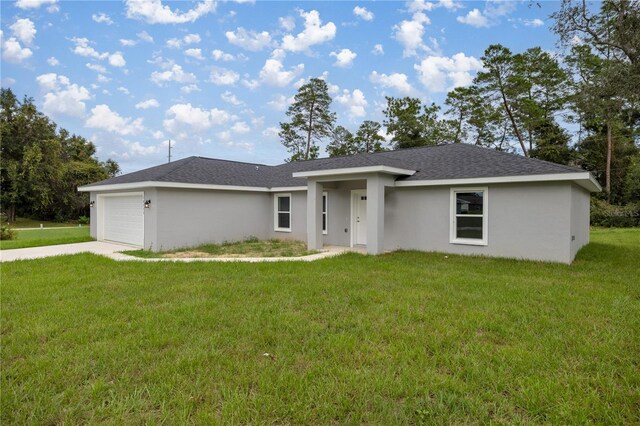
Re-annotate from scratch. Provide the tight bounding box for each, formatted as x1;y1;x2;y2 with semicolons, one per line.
103;194;144;247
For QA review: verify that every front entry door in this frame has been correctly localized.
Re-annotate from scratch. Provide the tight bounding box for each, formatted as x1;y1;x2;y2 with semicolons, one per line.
353;191;367;245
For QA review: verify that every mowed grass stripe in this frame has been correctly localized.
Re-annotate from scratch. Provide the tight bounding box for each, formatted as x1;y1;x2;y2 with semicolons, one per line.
1;228;639;424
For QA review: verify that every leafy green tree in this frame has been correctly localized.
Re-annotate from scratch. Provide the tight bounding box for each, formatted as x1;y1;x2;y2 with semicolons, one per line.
0;87;119;221
354;120;386;153
383;97;448;149
280;78;336;161
326;126;357;157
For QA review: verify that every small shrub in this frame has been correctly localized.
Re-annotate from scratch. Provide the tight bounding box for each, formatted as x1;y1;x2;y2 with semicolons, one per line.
78;215;89;225
0;225;16;240
591;199;640;227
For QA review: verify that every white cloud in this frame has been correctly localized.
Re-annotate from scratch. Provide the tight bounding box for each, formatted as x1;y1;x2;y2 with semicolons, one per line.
369;71;414;96
258;50;304;87
281;10;336;53
124;141;159;156
330;48;357;68
267;94;292;111
124;0;216;24
86;63;107;73
117;86;130;95
2;36;33;63
353;6;374;21
86;104;144;135
2;77;16;86
393;10;436;57
96;74;111;83
279;16;295;31
10;18;36;45
414;53;483;92
180;84;201;93
457;0;517;28
221;91;243;106
15;0;57;9
524;18;545;27
230;121;250;134
262;126;279;138
456;9;490;28
120;39;137;47
166;33;201;49
47;56;59;66
336;89;367;118
71;37;108;59
150;64;196;85
36;73;91;117
92;13;113;25
225;27;272;51
212;49;235;61
137;31;154;43
135;98;160;109
163;103;232;134
108;52;126;67
372;44;384;55
210;67;239;85
185;48;204;60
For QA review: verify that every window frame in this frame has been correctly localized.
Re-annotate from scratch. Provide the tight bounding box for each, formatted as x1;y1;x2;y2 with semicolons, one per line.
450;187;488;246
322;191;328;235
274;193;292;232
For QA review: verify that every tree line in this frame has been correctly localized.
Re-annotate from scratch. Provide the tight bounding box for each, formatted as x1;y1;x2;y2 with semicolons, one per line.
279;0;639;207
1;88;119;222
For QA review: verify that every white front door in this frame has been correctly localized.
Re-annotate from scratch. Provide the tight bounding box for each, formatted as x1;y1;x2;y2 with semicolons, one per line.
353;190;367;245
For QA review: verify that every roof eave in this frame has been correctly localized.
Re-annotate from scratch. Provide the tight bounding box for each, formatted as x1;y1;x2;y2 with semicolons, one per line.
292;165;416;179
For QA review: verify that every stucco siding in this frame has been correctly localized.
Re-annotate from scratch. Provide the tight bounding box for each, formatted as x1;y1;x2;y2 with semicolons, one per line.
385;182;573;263
570;184;591;260
154;188;271;251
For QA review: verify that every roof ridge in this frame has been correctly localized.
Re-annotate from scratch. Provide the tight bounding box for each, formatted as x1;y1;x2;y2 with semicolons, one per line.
464;144;584;172
192;155;271;167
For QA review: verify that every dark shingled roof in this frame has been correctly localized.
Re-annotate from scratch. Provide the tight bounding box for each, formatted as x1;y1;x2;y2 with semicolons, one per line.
85;143;585;189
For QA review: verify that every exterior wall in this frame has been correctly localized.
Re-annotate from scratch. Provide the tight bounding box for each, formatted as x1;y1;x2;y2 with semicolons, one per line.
153;188;271;251
570;184;591;260
268;188;354;247
385;182;574;263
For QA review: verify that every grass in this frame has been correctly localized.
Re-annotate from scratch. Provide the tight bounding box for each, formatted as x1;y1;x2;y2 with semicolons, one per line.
0;227;92;250
5;217;81;229
1;228;639;424
125;238;316;258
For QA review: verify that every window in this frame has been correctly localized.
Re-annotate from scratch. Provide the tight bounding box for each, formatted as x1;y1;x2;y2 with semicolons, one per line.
274;194;291;232
322;192;328;235
450;188;487;245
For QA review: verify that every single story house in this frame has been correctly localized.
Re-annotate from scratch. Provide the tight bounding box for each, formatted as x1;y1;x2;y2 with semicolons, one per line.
78;144;601;263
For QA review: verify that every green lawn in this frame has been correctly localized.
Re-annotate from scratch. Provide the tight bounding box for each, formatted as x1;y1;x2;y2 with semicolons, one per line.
1;229;639;424
5;217;80;229
125;238;315;258
0;227;92;250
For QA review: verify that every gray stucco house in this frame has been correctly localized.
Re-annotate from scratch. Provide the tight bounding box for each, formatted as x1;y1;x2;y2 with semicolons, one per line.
79;144;601;263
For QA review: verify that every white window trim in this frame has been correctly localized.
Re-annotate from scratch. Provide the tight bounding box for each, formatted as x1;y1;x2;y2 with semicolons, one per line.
274;193;292;232
450;187;488;246
322;192;328;235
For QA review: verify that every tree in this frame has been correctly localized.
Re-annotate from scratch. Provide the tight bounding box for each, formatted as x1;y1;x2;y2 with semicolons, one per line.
383;97;448;149
326;126;357;157
0;88;119;221
475;44;529;156
280;78;336;161
354;121;386;153
553;0;640;202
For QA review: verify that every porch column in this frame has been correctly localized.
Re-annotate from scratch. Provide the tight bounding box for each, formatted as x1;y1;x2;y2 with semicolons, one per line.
366;174;387;255
306;179;323;251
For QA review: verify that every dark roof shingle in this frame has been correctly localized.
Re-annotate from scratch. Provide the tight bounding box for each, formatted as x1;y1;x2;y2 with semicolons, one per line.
85;143;585;189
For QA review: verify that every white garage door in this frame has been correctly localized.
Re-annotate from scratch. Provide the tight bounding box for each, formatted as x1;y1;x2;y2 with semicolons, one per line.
102;194;144;247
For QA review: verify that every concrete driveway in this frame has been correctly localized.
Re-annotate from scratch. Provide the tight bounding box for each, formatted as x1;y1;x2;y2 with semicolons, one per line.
0;241;132;262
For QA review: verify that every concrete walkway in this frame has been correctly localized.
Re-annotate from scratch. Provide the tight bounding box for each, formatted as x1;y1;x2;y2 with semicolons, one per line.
0;243;365;263
0;241;132;262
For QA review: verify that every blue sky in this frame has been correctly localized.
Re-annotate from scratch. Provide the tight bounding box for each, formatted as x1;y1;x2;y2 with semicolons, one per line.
1;0;561;173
